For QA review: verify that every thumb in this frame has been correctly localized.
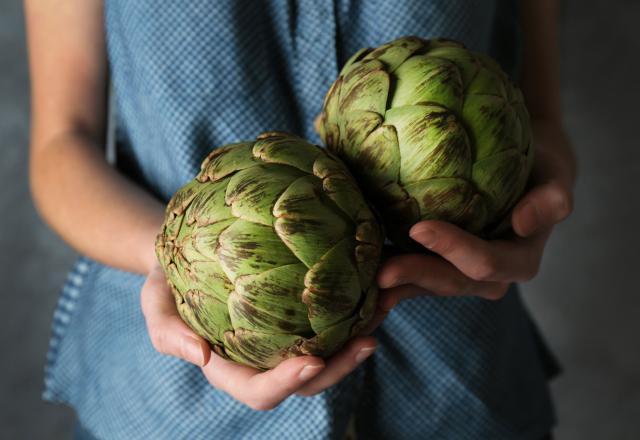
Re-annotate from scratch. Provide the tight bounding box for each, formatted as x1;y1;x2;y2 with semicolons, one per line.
512;181;573;237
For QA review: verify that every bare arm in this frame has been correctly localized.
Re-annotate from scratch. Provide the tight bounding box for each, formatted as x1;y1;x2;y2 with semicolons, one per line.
25;0;164;274
520;0;577;190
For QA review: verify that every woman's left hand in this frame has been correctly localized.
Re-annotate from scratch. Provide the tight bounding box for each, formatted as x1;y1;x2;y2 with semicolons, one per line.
375;122;575;311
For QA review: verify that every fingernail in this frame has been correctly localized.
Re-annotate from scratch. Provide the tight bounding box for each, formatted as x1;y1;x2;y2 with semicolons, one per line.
185;337;206;366
355;346;376;364
519;202;540;235
299;364;323;381
410;226;437;249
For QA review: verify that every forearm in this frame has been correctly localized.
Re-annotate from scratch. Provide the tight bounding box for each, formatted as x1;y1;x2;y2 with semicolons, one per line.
30;132;164;274
520;0;577;188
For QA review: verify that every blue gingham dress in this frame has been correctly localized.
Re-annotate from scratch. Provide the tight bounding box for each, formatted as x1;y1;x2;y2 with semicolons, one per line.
43;1;558;439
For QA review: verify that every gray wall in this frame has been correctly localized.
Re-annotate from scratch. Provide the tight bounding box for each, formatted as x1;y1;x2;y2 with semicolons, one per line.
1;0;638;438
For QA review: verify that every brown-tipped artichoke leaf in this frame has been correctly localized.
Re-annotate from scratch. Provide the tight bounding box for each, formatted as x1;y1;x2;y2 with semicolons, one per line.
303;238;361;333
217;219;298;282
225;164;303;226
312;155;367;221
321;76;342;129
339;110;383;160
180;289;232;345
339;60;389;115
472;149;527;223
465;62;507;97
463;94;521;161
187;218;235;261
184;259;233;304
390;55;463;113
427;45;479;87
232;264;311;335
253;135;323;174
385;105;470;183
198;142;257;182
224;329;309;370
184;179;232;226
310;313;360;357
339;47;373;77
351;124;400;188
364;36;426;71
403;178;481;229
165;261;190;296
228;289;310;336
273;176;351;268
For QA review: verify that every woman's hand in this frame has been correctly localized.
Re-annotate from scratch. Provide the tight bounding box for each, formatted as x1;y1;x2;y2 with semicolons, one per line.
141;264;377;411
376;121;575;309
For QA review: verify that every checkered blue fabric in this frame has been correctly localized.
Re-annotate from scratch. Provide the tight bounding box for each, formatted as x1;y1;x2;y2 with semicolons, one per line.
43;1;557;439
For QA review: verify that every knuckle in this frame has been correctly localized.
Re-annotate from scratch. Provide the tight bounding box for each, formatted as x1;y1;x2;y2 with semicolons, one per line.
470;255;498;281
435;237;453;255
442;276;470;296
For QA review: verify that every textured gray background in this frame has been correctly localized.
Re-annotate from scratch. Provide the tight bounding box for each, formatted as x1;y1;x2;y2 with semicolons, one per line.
1;0;639;439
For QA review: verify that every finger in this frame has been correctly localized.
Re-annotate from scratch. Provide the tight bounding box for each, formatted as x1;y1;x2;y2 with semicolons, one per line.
296;337;377;397
377;253;510;298
141;266;210;366
409;221;545;282
202;353;325;411
512;181;573;237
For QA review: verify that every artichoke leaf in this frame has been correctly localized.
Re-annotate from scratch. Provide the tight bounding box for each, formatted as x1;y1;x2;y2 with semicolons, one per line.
385;105;470;183
339;59;389;115
390;55;463;113
198;142;258;182
351;124;400;188
224;328;310;370
472;149;527;223
184;258;233;304
303;238;361;333
427;46;480;88
364;36;425;72
225;164;304;226
185;179;232;227
179;289;232;346
232;264;311;335
463;94;521;161
217;219;298;282
403;177;481;228
228;288;311;336
253;135;323;174
339;47;373;77
339;110;383;160
273;176;351;268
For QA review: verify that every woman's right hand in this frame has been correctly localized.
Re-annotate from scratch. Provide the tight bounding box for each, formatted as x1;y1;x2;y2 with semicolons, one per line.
141;264;377;411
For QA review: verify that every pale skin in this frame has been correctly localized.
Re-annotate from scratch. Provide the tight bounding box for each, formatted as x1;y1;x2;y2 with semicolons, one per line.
26;0;574;412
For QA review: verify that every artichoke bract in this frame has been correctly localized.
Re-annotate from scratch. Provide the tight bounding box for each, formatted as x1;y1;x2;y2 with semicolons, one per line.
319;36;534;247
156;132;382;370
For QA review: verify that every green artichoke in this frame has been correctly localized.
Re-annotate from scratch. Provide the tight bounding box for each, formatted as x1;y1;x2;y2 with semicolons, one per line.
319;36;534;247
156;132;382;370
